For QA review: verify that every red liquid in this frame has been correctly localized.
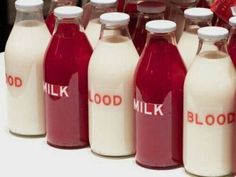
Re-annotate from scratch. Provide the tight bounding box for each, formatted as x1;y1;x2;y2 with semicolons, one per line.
124;2;139;36
132;1;165;55
46;13;55;34
118;0;125;12
228;29;236;67
197;0;210;8
134;35;186;168
44;22;93;148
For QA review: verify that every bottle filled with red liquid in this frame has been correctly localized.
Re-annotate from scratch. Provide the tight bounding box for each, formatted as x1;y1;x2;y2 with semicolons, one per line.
132;1;166;55
46;0;76;34
123;0;140;36
134;20;186;169
228;16;236;67
44;6;93;148
118;0;125;11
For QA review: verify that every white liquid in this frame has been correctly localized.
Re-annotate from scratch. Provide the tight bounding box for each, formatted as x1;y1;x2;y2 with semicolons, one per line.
85;18;101;49
178;32;218;70
88;36;139;156
5;20;51;136
184;51;236;176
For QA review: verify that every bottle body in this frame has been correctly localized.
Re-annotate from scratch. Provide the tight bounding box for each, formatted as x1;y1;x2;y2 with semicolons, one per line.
124;0;139;36
44;19;92;148
135;32;186;168
5;8;51;136
184;41;236;176
88;25;139;156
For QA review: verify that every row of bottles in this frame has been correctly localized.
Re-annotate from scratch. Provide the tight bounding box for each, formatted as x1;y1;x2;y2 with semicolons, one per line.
3;0;236;177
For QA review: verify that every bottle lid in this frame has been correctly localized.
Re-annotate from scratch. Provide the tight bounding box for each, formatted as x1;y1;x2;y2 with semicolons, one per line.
198;27;229;40
146;20;176;33
15;0;43;11
229;16;236;27
54;6;83;19
91;0;117;7
100;12;130;25
137;1;166;14
184;8;213;20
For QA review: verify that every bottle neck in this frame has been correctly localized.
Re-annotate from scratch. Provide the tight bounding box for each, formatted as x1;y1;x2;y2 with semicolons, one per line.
139;12;165;21
197;38;228;56
170;0;198;10
146;32;177;46
54;17;83;36
100;24;131;42
49;0;77;13
15;9;44;24
90;5;117;20
184;18;212;34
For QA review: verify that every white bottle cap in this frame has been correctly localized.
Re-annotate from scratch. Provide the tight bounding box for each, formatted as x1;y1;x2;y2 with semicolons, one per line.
100;12;130;26
15;0;43;11
54;6;83;19
146;20;176;33
198;27;229;40
91;0;117;7
229;16;236;27
137;1;166;14
184;8;213;20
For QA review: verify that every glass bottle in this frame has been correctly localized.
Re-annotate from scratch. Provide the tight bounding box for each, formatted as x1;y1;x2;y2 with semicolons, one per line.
85;0;117;49
184;26;236;177
123;0;140;36
46;0;76;34
132;1;166;55
134;20;186;169
228;16;236;67
88;12;139;156
5;0;51;136
178;7;213;70
44;6;92;148
168;0;198;41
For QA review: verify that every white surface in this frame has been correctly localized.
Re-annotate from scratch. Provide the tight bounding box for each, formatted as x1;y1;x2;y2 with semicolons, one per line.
184;8;213;20
100;12;130;26
146;20;176;33
90;0;117;6
198;27;229;40
54;6;83;19
15;0;43;11
230;16;236;27
0;52;187;177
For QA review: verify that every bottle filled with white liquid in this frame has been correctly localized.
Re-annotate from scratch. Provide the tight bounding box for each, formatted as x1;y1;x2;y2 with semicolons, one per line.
88;12;139;156
183;26;236;177
5;0;51;136
85;0;117;49
178;7;213;70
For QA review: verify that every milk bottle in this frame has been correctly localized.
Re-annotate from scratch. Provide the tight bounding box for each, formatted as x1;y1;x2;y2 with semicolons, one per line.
85;0;117;49
184;26;236;177
88;12;139;156
178;8;213;70
5;0;51;136
168;0;198;42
